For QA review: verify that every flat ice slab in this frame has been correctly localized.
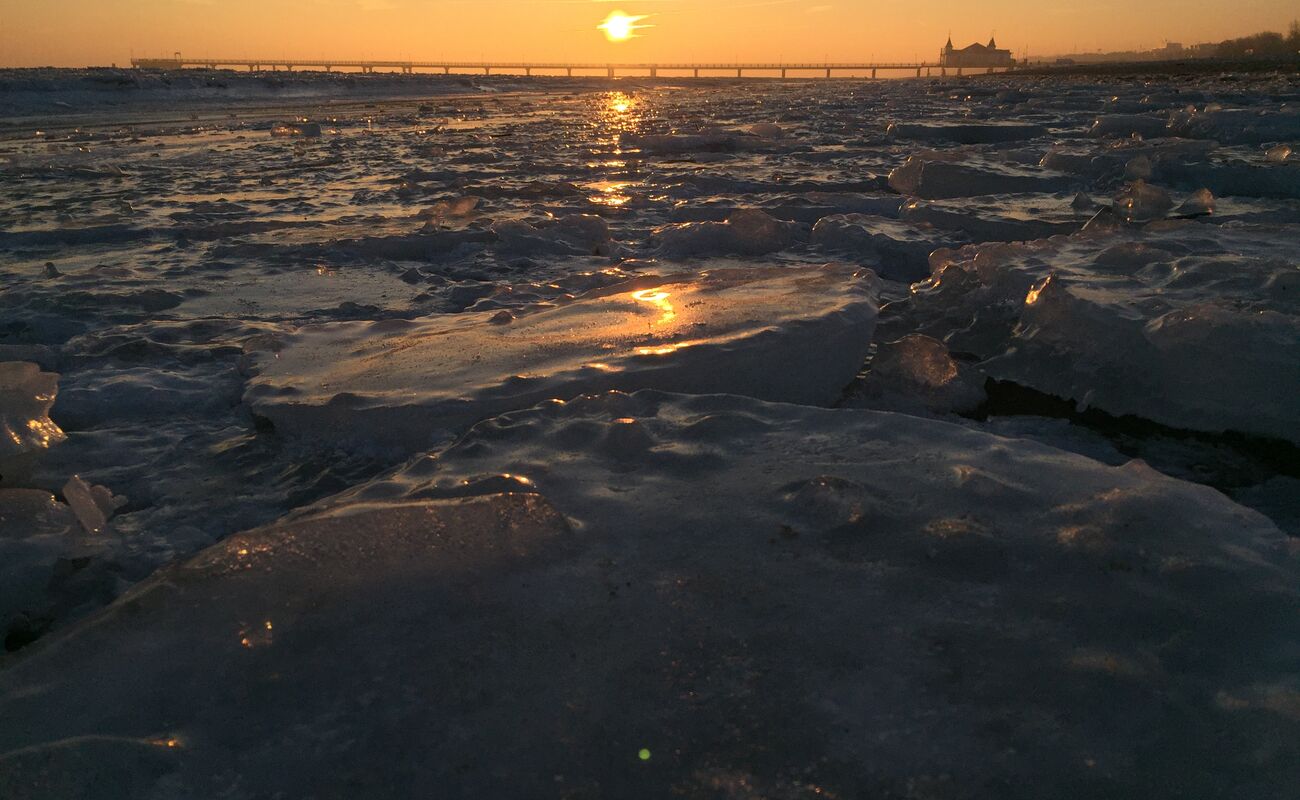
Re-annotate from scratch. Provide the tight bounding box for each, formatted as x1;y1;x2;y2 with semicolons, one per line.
244;265;879;453
1;392;1294;797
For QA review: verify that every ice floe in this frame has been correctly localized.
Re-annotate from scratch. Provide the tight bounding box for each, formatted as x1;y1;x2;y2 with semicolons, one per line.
888;154;1075;199
1;391;1294;797
650;209;804;258
811;213;951;281
245;264;879;453
891;224;1300;443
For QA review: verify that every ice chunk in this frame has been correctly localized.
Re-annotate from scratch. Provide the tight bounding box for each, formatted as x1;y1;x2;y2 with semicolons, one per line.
4;393;1292;797
897;226;1300;443
419;195;482;222
855;334;985;414
747;122;784;138
1124;155;1154;180
61;475;125;535
244;265;880;453
0;362;65;458
1114;180;1173;221
491;214;612;256
1167;107;1300;145
811;214;953;282
1175;188;1215;217
1264;144;1292;164
650;209;801;257
888;156;1073;199
0;362;66;484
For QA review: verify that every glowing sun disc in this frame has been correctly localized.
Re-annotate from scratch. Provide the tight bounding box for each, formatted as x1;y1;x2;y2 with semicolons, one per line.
598;11;648;42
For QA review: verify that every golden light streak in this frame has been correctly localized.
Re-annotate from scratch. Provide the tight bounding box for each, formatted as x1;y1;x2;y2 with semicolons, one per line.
631;288;676;324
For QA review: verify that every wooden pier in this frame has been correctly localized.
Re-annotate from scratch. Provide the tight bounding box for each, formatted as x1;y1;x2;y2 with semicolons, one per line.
129;57;1002;78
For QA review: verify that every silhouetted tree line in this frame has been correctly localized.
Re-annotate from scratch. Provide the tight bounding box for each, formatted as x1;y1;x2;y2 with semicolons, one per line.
1212;20;1300;60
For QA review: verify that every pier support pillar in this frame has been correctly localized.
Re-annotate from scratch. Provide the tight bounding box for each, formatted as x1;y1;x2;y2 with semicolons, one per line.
825;68;831;79
693;69;699;77
736;68;742;78
607;67;614;78
484;67;490;75
781;69;786;79
567;68;572;77
916;67;921;77
872;68;877;79
525;67;531;76
650;67;657;78
444;67;450;75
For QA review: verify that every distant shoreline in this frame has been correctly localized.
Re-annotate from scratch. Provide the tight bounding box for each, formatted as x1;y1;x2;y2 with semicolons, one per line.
1010;58;1300;78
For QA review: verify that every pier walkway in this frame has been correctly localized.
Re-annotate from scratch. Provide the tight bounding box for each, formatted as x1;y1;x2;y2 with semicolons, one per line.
130;57;1002;78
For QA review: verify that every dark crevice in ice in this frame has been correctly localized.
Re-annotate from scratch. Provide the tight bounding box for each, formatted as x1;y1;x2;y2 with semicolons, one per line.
971;379;1300;502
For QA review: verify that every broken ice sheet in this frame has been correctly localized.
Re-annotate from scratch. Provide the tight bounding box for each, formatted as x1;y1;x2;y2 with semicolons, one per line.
245;264;879;454
2;392;1295;798
895;224;1300;444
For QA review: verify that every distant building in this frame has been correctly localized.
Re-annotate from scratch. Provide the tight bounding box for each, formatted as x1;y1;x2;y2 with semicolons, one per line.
940;36;1015;68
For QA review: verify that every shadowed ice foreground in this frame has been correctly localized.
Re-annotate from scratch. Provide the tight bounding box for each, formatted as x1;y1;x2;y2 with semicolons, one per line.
3;392;1297;798
1;71;1299;797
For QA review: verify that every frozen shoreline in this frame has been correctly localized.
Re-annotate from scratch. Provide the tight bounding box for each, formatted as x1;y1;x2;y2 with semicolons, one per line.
2;70;1298;796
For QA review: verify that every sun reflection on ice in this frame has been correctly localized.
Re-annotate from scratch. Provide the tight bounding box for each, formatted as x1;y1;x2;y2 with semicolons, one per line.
589;180;632;207
631;288;676;325
598;92;642;134
636;344;681;356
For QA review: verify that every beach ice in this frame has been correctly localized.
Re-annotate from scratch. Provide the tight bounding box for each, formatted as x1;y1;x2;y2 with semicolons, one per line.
1;391;1294;797
3;71;1300;791
852;333;986;414
895;224;1300;443
1114;180;1174;221
810;214;951;282
888;155;1075;199
0;362;66;485
60;475;124;535
245;264;879;453
650;209;803;257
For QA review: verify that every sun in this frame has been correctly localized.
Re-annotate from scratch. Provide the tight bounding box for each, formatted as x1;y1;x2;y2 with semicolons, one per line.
598;11;648;43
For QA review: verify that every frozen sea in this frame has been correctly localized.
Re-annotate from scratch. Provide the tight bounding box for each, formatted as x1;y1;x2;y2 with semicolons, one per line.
1;68;1298;798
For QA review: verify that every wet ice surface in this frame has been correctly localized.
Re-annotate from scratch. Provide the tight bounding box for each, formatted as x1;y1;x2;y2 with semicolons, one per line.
246;264;878;454
2;71;1299;795
2;392;1296;797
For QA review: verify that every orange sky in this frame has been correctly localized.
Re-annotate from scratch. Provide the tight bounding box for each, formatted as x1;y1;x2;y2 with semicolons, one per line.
1;1;1296;67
